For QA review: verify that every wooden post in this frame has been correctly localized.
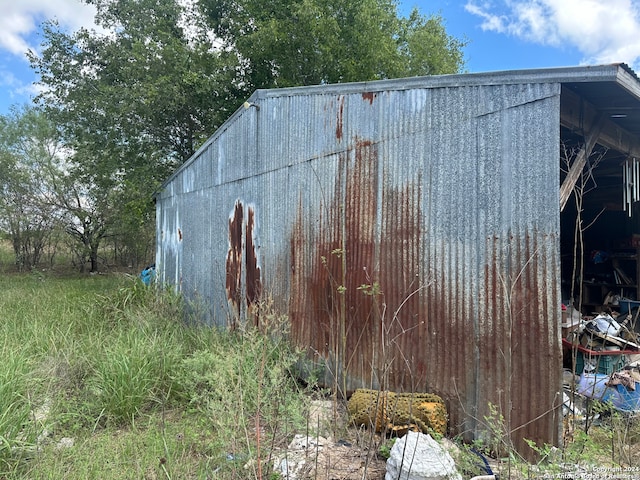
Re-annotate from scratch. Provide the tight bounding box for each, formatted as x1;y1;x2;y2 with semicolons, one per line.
560;114;605;211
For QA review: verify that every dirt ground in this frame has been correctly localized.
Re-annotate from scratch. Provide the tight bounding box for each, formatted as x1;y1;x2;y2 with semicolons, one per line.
271;396;640;480
270;399;388;480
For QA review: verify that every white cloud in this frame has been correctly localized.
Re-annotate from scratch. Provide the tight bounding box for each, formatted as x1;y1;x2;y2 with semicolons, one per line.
465;3;509;33
0;68;19;87
465;0;640;69
0;0;99;57
0;0;101;109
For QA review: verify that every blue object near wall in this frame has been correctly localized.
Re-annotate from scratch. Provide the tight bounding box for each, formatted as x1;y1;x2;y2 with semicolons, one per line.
618;299;640;315
612;383;640;412
140;264;156;286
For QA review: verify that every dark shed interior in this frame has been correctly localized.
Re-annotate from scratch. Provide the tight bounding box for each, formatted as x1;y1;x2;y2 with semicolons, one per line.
559;67;640;324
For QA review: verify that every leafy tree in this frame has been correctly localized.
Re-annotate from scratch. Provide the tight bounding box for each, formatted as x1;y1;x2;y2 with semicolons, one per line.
42;148;117;273
199;0;466;89
0;106;122;273
29;0;238;268
30;0;240;168
0;106;63;270
27;0;466;270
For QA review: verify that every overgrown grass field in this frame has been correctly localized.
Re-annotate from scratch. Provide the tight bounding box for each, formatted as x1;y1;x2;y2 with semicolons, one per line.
2;265;639;479
0;272;309;479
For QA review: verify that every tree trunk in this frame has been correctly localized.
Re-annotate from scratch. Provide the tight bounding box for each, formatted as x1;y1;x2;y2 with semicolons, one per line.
89;243;99;272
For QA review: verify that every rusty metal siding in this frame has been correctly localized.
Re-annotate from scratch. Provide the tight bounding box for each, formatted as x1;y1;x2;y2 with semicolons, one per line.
155;76;562;454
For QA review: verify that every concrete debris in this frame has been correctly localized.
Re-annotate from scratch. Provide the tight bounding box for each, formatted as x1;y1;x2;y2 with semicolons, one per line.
288;433;328;451
385;431;462;480
273;434;328;480
55;437;74;450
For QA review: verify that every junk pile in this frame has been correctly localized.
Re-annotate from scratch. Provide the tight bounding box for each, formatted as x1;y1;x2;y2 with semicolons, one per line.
564;311;640;412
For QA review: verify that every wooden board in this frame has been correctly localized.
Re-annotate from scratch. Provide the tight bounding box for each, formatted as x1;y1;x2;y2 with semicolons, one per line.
590;330;640;350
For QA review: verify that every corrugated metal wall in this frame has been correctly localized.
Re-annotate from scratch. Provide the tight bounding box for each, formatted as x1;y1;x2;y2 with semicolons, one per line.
156;77;563;454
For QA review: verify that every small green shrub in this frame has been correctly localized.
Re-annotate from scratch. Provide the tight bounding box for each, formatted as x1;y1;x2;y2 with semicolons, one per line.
453;441;496;479
97;276;184;327
87;325;185;426
177;324;309;462
377;438;395;460
90;348;157;425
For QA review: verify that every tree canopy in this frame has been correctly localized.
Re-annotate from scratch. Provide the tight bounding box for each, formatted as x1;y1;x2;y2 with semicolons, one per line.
30;0;240;171
30;0;466;169
201;0;466;89
0;106;63;269
21;0;466;270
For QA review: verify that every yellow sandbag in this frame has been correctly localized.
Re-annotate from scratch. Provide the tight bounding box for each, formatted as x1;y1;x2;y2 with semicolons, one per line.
347;389;448;436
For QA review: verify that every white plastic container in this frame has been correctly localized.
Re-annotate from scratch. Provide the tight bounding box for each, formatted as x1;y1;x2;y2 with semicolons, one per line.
577;373;614;401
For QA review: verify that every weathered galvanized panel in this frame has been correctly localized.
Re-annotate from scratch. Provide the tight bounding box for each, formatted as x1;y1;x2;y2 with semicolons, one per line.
155;72;565;456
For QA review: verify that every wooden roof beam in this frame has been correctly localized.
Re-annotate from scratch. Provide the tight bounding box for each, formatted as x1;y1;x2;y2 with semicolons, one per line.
559;113;605;211
561;86;640;158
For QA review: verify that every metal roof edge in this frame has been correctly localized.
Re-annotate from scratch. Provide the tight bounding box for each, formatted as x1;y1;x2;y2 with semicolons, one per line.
253;64;630;99
615;63;640;101
155;64;640;197
154;95;261;197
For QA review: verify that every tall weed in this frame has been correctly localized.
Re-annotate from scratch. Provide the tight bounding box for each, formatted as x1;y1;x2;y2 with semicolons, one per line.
0;274;311;479
177;325;309;470
0;347;36;474
89;334;163;425
86;279;187;426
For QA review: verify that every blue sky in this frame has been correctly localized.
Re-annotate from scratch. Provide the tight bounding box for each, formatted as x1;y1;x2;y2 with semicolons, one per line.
1;0;640;115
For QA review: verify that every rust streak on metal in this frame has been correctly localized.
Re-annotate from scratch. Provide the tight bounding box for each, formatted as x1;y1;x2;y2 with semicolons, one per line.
289;135;428;397
226;201;243;324
361;92;376;105
507;232;560;454
245;206;262;307
336;96;344;141
289;196;306;342
378;175;426;391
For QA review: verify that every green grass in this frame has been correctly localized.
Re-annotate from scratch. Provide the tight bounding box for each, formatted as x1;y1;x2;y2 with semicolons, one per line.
0;272;310;479
2;248;637;479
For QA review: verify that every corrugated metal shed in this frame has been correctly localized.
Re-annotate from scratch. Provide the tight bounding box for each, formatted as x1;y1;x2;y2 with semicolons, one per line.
155;64;640;456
